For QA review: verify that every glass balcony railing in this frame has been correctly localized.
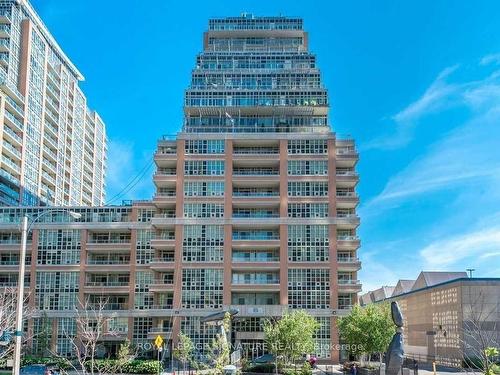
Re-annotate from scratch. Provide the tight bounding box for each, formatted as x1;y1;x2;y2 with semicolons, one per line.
85;281;129;287
233;168;279;176
233;231;279;240
233;189;279;197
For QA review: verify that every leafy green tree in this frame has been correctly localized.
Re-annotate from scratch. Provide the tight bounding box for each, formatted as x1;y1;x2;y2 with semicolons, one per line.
173;332;195;371
35;312;52;356
338;304;395;365
264;310;319;373
206;312;231;374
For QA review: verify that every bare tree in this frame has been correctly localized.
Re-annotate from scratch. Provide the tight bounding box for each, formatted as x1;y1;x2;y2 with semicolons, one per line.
460;287;499;374
0;287;32;361
58;297;135;375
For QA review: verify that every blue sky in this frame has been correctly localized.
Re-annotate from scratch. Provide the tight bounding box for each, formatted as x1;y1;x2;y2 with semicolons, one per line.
32;0;500;290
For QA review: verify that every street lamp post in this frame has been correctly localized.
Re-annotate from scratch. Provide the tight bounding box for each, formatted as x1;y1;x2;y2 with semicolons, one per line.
12;209;81;375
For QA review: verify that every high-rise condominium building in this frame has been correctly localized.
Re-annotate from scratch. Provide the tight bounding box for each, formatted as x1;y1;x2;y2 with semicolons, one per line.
0;15;360;363
0;0;107;206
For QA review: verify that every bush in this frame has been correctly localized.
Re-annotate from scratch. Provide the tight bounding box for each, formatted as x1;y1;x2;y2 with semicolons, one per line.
300;362;312;375
21;356;71;370
246;363;276;373
85;359;161;374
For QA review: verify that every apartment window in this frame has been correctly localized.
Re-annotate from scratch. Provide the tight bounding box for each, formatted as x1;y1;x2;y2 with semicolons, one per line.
288;225;329;262
181;317;218;353
288;140;327;154
37;229;81;265
56;318;76;358
185;140;224;154
288;203;328;218
135;271;154;310
181;268;223;308
35;271;79;310
184;160;224;175
288;160;328;175
184;181;224;197
314;317;331;358
183;225;224;262
288;269;330;309
233;318;266;332
137;209;155;222
136;230;154;264
184;203;224;218
133;317;153;349
288;181;328;197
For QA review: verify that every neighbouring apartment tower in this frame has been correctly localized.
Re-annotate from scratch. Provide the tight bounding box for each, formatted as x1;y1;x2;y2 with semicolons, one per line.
0;0;107;206
0;14;360;363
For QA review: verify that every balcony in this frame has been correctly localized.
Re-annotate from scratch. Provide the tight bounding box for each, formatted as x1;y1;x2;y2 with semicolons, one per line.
149;256;175;271
337;257;361;271
336;214;360;227
336;170;359;187
147;326;172;339
148;278;175;292
225;304;285;317
153;191;176;205
233;147;280;159
233;167;279;176
3;126;22;146
150;232;175;249
338;279;362;293
0;24;9;38
337;235;360;249
84;281;130;293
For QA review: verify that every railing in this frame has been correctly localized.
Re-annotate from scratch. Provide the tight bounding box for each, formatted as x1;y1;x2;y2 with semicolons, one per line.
338;304;353;310
151;279;174;286
156;169;176;175
233;212;280;218
232;255;279;262
337;257;360;263
3;126;22;144
336;171;357;177
233;168;279;175
150;257;175;263
338;279;361;285
337;235;359;241
150;304;174;310
233;191;279;197
149;326;172;333
87;259;130;265
233;147;279;155
232;278;280;285
155;191;176;197
154;212;176;218
182;125;331;134
88;303;129;310
336;192;357;198
88;239;131;244
4;111;24;130
154;232;175;240
233;232;279;240
85;281;130;287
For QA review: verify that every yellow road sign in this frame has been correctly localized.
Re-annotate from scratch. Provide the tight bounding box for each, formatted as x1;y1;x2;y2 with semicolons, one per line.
154;335;163;349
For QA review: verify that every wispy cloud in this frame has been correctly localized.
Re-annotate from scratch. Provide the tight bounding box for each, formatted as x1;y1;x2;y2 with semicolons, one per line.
480;53;500;66
420;224;500;268
363;57;500;212
392;65;460;124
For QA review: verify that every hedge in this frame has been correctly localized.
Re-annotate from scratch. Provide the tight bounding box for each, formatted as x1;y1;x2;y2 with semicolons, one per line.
85;359;161;374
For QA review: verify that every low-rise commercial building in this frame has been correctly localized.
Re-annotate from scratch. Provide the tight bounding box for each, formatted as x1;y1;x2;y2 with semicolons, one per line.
361;272;500;367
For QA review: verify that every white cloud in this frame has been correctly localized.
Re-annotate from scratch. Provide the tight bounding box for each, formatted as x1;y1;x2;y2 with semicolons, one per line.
366;111;500;208
420;225;500;268
392;65;460;124
480;53;500;66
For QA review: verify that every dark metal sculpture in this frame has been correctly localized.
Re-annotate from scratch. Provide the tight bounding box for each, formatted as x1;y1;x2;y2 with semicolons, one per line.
385;301;404;375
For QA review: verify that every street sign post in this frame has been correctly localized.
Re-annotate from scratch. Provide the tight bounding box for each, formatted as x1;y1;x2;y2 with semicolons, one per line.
154;335;164;375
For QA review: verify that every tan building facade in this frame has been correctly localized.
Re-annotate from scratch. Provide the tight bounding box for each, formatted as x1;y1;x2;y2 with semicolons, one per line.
0;14;361;364
362;275;500;367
